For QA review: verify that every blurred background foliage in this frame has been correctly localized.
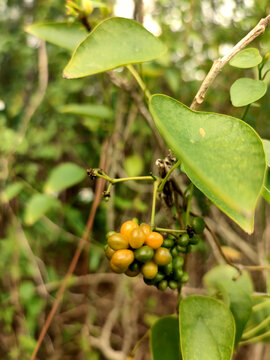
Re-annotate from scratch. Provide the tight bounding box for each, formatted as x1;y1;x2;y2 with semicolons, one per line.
0;0;270;359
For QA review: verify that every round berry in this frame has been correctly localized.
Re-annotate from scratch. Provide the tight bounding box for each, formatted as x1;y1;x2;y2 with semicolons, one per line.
134;246;154;263
111;249;134;271
181;272;189;283
141;261;158;279
177;234;189;247
157;280;168;291
172;256;184;269
154;247;172;266
120;220;139;238
191;217;205;234
168;280;178;290
140;223;152;236
129;227;145;248
163;262;173;276
145;232;164;249
104;244;115;260
162;238;175;248
189;236;200;245
108;233;129;250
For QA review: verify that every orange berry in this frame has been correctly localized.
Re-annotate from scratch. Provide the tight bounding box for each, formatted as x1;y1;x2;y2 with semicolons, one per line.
111;249;134;271
145;232;164;249
120;220;139;238
108;233;129;250
140;223;152;236
129;227;145;248
141;261;158;279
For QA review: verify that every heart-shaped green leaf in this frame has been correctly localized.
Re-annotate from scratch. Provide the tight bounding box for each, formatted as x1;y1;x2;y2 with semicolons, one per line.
63;17;166;79
179;296;235;360
204;265;253;347
26;22;88;51
229;48;262;68
230;78;267;107
151;316;181;360
149;94;266;233
44;163;86;194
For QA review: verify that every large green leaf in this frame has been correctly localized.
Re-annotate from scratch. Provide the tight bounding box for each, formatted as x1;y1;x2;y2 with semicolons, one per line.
59;103;113;119
24;194;58;225
44;163;86;194
179;296;235;360
204;265;253;347
230;78;267;107
229;48;262;69
25;22;88;51
149;94;266;233
263;139;270;167
151;316;181;360
63;17;166;79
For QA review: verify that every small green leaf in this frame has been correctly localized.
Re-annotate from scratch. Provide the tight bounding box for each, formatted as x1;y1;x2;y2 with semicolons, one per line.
244;297;270;342
59;103;113;119
229;48;262;69
262;169;270;203
63;17;166;79
179;296;235;360
24;194;58;225
151;316;181;360
124;155;144;177
230;78;267;107
149;94;266;233
1;182;24;203
26;22;88;51
204;265;253;347
44;163;86;194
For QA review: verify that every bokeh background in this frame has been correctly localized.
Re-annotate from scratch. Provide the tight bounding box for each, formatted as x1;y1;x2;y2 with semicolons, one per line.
0;0;270;359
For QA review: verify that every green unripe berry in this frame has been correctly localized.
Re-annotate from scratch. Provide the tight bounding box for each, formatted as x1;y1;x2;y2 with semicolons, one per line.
174;268;184;281
189;236;200;245
163;262;173;276
134;246;154;263
181;272;189;283
157;280;168;291
153;271;165;284
162;238;175;248
171;246;179;257
172;256;184;269
168;280;178;290
177;234;189;247
191;217;205;234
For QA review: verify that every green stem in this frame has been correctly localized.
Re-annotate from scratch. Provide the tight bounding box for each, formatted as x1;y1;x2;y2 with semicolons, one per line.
127;64;151;100
112;176;154;184
151;180;160;228
241;104;251;120
158;159;181;192
185;183;194;226
242;315;270;339
240;329;270;345
154;227;186;234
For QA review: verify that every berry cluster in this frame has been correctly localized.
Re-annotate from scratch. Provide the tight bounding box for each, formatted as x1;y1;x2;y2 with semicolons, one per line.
104;217;205;291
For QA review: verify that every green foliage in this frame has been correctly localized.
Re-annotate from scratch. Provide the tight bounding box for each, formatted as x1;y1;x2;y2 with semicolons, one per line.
26;22;88;51
63;17;166;78
230;78;267;107
149;94;266;233
124;155;144;177
204;265;253;347
179;296;235;360
229;48;262;68
151;316;181;360
24;193;59;225
59;103;113;119
1;182;24;203
44;162;86;194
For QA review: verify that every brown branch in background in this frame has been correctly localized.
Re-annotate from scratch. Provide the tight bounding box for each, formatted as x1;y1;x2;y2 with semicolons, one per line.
30;140;109;360
133;0;144;24
190;14;270;110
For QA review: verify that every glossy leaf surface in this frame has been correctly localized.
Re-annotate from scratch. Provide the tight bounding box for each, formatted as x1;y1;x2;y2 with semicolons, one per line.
229;48;262;68
26;22;88;51
179;296;235;360
63;17;166;78
230;78;267;107
151;316;181;360
149;94;266;233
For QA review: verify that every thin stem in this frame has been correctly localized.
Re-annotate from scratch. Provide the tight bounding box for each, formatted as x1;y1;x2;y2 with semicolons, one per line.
127;64;151;100
158;159;181;192
241;103;251;120
112;176;155;184
262;68;270;80
185;183;194;226
154;227;186;234
151;180;160;227
129;330;150;357
242;314;270;339
240;329;270;345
